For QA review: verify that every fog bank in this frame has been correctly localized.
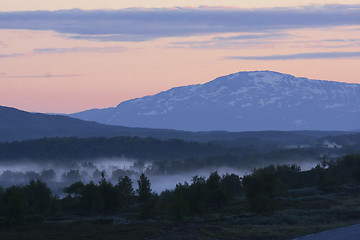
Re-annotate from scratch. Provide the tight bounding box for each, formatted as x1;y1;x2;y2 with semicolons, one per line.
0;157;319;194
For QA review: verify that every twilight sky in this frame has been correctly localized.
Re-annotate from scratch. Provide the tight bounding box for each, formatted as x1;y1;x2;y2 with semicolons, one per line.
1;1;360;113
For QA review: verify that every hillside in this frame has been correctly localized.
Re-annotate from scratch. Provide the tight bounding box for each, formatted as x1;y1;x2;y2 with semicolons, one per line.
71;71;360;131
1;105;348;144
0;105;180;142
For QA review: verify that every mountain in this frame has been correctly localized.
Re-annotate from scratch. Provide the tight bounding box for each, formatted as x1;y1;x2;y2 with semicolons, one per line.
71;71;360;131
0;105;184;142
1;105;349;146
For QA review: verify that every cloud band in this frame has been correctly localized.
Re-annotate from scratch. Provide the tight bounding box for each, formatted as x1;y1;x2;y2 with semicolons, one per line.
225;51;360;60
0;5;359;41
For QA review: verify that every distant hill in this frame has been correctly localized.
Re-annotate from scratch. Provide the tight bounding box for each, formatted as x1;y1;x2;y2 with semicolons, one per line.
0;105;181;142
71;71;360;131
0;105;349;146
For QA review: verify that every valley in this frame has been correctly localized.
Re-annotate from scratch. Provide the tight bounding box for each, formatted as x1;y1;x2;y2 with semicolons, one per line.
1;71;360;239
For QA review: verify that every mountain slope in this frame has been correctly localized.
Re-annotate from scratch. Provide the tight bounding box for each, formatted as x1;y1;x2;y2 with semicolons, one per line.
1;105;349;146
0;105;185;142
71;71;360;131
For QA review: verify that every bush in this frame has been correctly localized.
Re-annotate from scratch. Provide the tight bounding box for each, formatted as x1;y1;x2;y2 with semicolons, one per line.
242;165;285;213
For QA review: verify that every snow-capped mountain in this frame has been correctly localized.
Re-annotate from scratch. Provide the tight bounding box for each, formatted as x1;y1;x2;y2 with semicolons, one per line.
70;71;360;131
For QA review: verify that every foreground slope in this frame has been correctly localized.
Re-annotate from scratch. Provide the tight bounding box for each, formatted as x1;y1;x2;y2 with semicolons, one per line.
71;71;360;131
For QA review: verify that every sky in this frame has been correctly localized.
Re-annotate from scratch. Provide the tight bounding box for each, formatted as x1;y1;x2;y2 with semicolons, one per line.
0;1;360;113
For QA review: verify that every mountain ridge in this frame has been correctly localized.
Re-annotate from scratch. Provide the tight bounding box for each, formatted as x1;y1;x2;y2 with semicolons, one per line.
0;105;185;142
1;105;351;144
70;71;360;131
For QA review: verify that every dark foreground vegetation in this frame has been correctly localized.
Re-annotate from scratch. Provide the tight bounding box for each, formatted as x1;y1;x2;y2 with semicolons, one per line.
1;154;360;239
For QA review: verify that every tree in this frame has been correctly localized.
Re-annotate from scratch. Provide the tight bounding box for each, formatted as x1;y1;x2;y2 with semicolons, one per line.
25;180;52;216
137;173;156;219
81;181;104;213
221;173;242;198
116;176;134;205
4;186;29;225
98;173;118;212
188;176;207;215
206;171;227;208
64;181;85;198
137;173;151;202
242;165;284;213
206;171;221;190
0;186;4;215
172;182;190;220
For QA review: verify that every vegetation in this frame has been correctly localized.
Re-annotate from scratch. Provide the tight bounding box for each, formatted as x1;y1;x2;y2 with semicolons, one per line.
0;136;229;161
1;154;360;239
1;134;358;173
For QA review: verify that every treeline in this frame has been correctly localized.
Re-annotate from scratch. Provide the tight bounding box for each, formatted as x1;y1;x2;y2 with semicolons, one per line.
0;136;238;161
2;134;360;163
1;154;360;225
241;154;360;212
0;136;326;172
0;171;242;225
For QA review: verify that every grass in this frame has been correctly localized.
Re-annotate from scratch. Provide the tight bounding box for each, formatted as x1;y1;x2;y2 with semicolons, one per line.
0;221;166;240
1;218;360;240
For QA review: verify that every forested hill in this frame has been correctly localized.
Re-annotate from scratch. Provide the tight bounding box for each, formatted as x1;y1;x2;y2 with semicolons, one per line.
0;105;187;142
0;105;349;144
0;137;230;161
1;133;360;168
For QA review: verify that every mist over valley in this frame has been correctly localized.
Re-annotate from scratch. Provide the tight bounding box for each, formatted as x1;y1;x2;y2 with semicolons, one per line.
2;0;360;237
2;71;360;239
0;128;359;194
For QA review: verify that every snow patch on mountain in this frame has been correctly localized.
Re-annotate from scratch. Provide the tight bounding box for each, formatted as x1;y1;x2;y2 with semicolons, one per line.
70;70;360;131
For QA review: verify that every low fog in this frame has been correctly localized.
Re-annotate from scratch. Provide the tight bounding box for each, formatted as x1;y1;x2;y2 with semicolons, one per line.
0;157;320;195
